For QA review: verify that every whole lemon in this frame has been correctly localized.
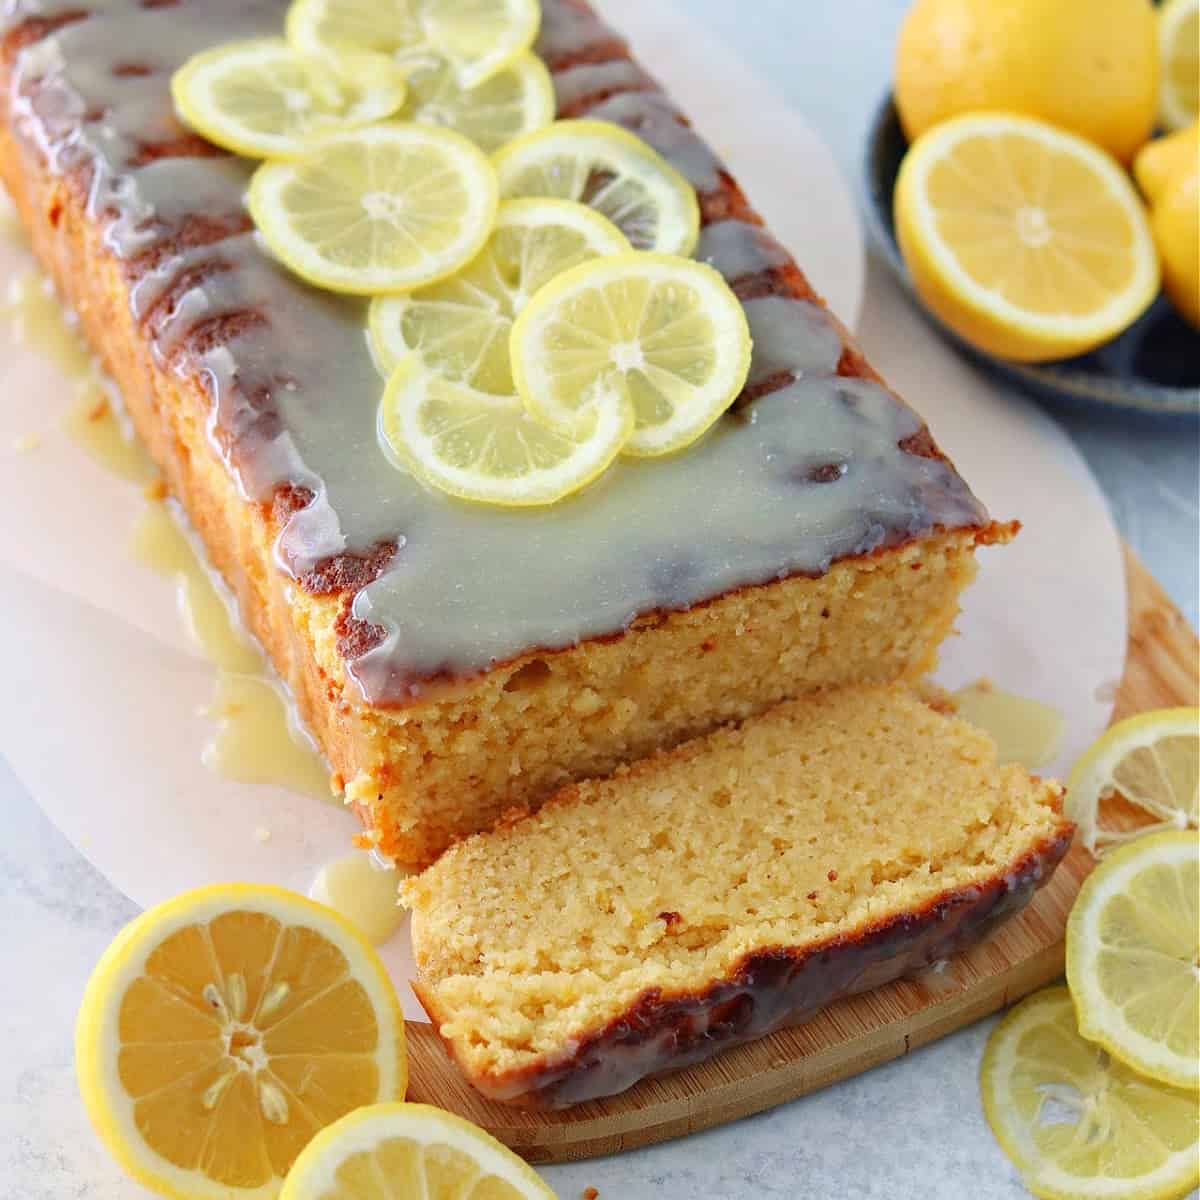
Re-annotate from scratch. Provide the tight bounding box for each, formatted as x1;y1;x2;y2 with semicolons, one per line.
895;0;1159;163
1133;120;1198;205
1151;164;1200;327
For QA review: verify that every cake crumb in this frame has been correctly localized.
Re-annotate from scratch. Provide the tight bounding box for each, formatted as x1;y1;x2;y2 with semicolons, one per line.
143;476;168;501
253;826;271;844
12;431;41;452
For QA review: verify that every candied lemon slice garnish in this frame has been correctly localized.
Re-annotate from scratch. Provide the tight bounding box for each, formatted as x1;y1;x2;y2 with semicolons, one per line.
380;358;632;507
401;50;554;154
369;197;629;389
287;0;540;89
171;38;407;160
894;112;1160;362
494;119;701;255
981;985;1198;1200
510;252;751;457
76;882;406;1200
1066;829;1199;1091
248;124;498;295
281;1102;555;1200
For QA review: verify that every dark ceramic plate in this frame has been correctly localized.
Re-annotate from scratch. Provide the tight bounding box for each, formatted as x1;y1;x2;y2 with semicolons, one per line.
864;94;1200;420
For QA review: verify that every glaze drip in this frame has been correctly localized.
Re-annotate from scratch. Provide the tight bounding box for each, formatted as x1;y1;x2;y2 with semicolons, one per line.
2;0;987;704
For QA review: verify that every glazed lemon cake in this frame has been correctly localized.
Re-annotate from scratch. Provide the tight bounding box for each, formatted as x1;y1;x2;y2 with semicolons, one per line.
404;686;1073;1106
1;0;1002;864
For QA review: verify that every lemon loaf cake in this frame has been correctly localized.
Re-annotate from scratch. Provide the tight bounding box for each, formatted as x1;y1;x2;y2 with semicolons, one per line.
1;0;1002;864
404;685;1072;1107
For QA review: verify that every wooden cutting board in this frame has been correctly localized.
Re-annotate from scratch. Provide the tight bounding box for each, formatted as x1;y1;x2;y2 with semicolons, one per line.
404;545;1198;1164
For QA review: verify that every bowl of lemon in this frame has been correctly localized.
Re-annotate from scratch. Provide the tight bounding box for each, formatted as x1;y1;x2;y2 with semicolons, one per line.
865;0;1199;418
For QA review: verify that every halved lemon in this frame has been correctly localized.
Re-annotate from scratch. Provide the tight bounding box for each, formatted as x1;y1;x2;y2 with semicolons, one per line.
981;986;1199;1200
1066;707;1198;857
170;38;407;160
248;124;498;294
280;1102;554;1200
76;882;406;1200
494;119;701;255
1066;830;1199;1091
510;252;751;456
1160;0;1200;131
286;0;540;89
895;112;1160;362
402;51;554;154
369;198;629;388
380;358;632;506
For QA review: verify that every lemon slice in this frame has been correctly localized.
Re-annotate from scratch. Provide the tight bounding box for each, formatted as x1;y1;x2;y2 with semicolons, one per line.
1066;830;1199;1092
981;986;1199;1200
510;252;751;456
494;119;701;255
895;112;1160;362
248;124;498;295
1066;707;1199;857
170;38;407;160
76;882;406;1200
1160;0;1200;131
369;198;629;388
380;358;632;506
280;1102;554;1200
401;51;554;154
287;0;539;90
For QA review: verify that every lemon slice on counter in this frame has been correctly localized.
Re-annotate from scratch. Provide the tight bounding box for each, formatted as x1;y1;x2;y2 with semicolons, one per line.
280;1102;555;1200
369;198;629;387
380;358;632;506
1159;0;1200;131
981;986;1199;1200
76;882;406;1200
510;252;751;456
286;0;540;89
248;124;498;295
894;112;1160;363
1066;830;1199;1091
170;38;407;160
494;120;701;255
1066;707;1199;857
401;51;554;154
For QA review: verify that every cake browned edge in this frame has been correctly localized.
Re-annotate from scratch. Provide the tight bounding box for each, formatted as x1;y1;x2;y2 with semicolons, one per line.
412;808;1072;1109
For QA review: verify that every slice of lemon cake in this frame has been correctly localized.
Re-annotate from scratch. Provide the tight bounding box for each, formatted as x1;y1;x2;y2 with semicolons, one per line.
2;0;1000;865
404;686;1072;1107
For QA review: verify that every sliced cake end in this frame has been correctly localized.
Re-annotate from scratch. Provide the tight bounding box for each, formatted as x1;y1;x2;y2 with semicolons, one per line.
403;684;1072;1107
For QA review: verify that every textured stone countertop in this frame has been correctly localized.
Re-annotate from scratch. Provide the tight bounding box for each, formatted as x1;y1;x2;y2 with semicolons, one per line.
1;2;1195;1199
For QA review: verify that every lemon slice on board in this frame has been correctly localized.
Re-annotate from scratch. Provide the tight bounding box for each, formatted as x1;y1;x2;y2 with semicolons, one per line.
369;198;629;387
170;38;407;160
402;51;554;154
494;119;701;255
894;112;1160;363
280;1102;554;1200
76;883;406;1200
248;124;498;295
1160;0;1200;131
1066;830;1199;1092
510;252;751;456
981;986;1199;1200
286;0;540;89
1066;707;1199;857
380;358;632;506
